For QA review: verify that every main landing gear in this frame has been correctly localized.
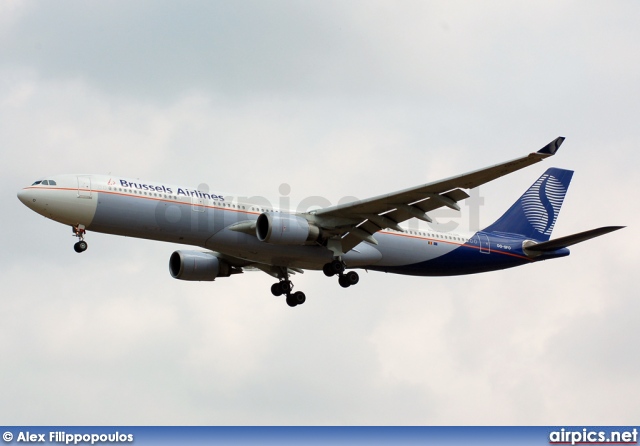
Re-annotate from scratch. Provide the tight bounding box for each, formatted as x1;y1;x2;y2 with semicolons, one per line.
72;224;88;253
270;275;306;308
322;259;359;288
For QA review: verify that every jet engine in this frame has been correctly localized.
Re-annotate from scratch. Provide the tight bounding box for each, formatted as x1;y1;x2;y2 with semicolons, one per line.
169;250;232;281
256;212;320;245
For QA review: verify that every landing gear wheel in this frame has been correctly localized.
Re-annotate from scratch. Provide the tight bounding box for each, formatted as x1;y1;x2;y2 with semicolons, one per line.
279;280;293;294
338;275;350;288
271;283;283;296
72;224;88;253
285;291;306;307
274;268;305;307
323;259;345;276
331;259;345;275
345;271;359;286
73;241;88;253
292;291;306;305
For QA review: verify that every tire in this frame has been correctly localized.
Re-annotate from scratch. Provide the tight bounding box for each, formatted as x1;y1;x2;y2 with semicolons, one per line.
346;271;359;286
286;295;297;307
271;283;283;296
293;291;306;305
77;241;88;252
280;280;293;293
338;275;350;288
323;263;335;277
331;260;345;275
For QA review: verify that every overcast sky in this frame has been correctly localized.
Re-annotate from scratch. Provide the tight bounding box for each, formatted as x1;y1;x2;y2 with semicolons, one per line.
1;1;637;425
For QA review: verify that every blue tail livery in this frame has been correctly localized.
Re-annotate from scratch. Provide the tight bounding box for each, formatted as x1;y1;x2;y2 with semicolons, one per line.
17;136;624;307
483;168;574;241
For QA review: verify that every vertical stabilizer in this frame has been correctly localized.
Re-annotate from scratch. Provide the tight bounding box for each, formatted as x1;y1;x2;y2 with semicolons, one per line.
483;168;573;241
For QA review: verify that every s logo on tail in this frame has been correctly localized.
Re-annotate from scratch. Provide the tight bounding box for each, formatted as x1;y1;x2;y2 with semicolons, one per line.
483;167;573;241
521;173;567;236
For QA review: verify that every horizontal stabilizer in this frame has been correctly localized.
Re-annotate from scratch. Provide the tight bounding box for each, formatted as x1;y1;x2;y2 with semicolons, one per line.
525;226;625;252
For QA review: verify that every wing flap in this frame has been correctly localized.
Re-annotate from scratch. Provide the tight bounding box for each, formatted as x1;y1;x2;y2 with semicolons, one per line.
309;137;564;255
315;138;563;221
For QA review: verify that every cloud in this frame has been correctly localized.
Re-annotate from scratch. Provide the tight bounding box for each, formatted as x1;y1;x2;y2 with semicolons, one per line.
1;0;638;425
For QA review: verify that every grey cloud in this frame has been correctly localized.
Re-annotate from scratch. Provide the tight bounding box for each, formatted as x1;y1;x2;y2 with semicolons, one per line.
0;1;363;101
1;0;638;426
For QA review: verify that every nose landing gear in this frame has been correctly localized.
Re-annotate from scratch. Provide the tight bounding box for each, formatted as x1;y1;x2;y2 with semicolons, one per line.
72;224;88;253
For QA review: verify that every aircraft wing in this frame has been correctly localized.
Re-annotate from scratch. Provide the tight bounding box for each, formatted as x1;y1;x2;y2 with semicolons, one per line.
310;137;565;254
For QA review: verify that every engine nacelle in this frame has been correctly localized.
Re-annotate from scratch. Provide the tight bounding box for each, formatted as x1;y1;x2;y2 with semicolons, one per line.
256;212;320;245
169;250;231;281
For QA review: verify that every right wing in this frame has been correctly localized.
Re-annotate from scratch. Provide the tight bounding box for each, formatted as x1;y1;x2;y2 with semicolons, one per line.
309;137;565;254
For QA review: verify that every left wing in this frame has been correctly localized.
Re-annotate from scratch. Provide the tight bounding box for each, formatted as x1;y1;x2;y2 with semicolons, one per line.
309;137;564;254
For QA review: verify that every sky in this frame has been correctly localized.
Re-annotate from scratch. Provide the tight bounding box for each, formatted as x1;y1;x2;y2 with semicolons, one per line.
1;1;638;425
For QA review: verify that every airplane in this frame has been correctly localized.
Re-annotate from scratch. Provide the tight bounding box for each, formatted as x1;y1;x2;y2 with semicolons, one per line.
17;137;623;307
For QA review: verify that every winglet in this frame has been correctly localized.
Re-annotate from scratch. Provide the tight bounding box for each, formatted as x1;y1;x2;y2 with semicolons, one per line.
537;136;565;156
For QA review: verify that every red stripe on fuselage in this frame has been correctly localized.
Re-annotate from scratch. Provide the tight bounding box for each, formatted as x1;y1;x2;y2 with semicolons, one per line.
24;186;533;261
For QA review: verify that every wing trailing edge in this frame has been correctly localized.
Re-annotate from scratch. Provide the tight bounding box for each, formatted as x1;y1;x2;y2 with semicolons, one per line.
312;136;565;254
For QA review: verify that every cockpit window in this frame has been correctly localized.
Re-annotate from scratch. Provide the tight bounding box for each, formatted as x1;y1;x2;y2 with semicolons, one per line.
34;179;57;186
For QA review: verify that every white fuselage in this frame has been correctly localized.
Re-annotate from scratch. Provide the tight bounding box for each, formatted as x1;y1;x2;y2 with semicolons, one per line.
18;174;504;274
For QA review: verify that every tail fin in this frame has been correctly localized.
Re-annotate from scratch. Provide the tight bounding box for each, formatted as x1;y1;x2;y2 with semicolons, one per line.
483;168;574;241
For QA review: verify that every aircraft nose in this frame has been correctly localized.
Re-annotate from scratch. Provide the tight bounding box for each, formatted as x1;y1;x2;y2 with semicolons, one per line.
17;188;35;208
